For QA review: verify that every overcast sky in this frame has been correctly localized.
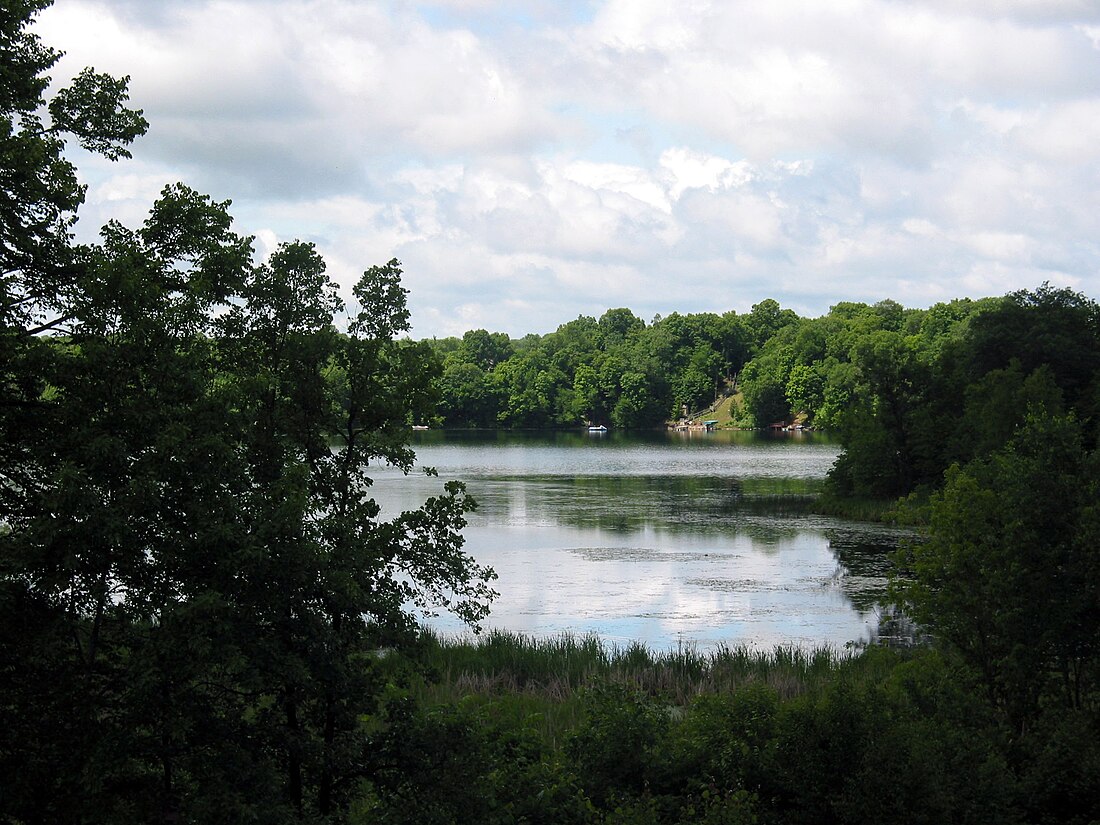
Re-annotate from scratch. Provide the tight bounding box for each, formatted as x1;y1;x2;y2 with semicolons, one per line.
37;0;1100;338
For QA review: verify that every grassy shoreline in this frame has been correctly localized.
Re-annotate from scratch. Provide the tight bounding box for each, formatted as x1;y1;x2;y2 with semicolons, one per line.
362;628;1099;824
392;629;908;744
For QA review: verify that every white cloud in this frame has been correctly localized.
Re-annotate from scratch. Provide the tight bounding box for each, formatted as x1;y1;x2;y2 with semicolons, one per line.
29;0;1100;336
1079;24;1100;49
908;0;1100;25
659;148;754;200
560;160;670;211
1014;99;1100;162
902;218;941;238
42;0;564;199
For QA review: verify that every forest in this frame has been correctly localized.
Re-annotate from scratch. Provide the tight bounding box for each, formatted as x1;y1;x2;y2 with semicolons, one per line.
2;1;1099;822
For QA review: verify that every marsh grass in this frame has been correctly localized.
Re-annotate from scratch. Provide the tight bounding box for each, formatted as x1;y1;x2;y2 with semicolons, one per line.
732;493;818;515
812;493;900;522
398;629;903;744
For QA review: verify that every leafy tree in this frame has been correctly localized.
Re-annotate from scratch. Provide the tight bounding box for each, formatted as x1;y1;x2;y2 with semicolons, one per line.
954;361;1064;461
214;247;496;817
439;360;502;427
496;348;556;428
963;284;1100;410
812;359;856;429
0;2;147;336
598;307;644;344
674;343;725;415
0;5;497;818
872;298;906;332
893;410;1100;733
785;362;824;417
739;337;794;426
457;327;513;370
745;298;798;350
2;184;259;821
2;198;497;820
570;362;603;423
824;326;953;498
1;0;148;517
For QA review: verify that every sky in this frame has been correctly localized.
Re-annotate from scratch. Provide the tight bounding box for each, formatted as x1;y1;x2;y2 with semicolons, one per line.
35;0;1100;338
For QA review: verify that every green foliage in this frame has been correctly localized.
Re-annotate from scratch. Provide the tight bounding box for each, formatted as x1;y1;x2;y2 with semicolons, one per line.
434;307;756;429
362;697;499;824
430;285;1062;450
824;285;1100;502
1013;706;1100;825
739;351;791;426
746;298;799;349
373;636;1061;824
359;694;597;825
48;67;148;160
458;327;513;370
0;0;147;330
1;182;496;820
671;684;777;802
951;361;1064;463
893;411;1100;732
784;362;823;415
599;307;644;342
0;6;496;819
965;284;1100;409
438;359;503;427
567;682;671;805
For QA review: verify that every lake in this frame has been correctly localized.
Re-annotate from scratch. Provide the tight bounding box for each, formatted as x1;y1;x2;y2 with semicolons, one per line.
368;430;910;651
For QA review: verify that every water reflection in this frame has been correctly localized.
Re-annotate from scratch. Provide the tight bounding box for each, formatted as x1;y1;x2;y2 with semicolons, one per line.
369;431;910;650
477;475;824;534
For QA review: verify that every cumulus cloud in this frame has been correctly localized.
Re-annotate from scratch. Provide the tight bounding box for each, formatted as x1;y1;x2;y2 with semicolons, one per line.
33;0;1100;336
41;0;564;199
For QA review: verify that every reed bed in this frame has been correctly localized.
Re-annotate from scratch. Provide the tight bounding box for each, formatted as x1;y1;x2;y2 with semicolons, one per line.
413;628;899;706
812;493;901;522
383;629;907;745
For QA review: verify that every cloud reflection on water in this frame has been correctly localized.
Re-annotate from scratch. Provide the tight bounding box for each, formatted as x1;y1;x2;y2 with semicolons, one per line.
371;431;909;650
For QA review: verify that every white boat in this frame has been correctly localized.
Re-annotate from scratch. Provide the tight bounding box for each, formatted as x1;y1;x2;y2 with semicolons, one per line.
587;425;608;433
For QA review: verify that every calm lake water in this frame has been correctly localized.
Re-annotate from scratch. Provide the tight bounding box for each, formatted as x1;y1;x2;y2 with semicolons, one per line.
369;430;910;651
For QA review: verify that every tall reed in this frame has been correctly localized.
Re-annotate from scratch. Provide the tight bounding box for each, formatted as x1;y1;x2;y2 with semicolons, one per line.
385;629;906;745
413;628;898;706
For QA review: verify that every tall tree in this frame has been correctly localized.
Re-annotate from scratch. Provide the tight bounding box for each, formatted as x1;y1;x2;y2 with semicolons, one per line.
893;410;1100;733
0;4;496;819
1;0;147;512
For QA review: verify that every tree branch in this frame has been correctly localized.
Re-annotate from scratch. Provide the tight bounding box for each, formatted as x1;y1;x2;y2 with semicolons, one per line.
22;313;75;337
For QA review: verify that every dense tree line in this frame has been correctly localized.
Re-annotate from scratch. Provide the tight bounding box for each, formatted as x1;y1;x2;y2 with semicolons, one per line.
430;300;797;429
435;286;1100;507
774;286;1100;503
429;297;985;433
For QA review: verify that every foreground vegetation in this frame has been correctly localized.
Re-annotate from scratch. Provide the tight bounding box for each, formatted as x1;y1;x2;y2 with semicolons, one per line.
357;631;1099;824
